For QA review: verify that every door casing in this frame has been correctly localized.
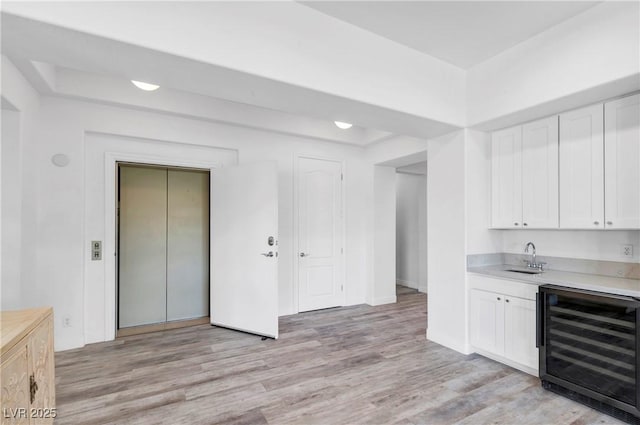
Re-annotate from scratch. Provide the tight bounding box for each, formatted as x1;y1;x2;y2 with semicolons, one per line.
116;162;210;332
103;151;221;341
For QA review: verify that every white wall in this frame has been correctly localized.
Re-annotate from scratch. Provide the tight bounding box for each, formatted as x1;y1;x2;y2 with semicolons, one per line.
395;171;427;291
418;174;427;294
371;165;397;305
1;57;41;311
426;130;468;353
465;129;502;255
1;110;20;308
8;84;372;350
502;230;640;263
467;1;640;128
366;135;428;166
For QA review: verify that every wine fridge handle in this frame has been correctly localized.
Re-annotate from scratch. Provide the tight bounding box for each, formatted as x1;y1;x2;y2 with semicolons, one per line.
536;292;544;348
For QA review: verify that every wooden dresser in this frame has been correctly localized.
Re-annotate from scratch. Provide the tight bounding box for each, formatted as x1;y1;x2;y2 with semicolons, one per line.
1;308;55;424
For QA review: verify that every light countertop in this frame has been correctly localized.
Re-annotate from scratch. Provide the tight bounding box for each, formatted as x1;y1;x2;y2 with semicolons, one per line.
468;265;640;298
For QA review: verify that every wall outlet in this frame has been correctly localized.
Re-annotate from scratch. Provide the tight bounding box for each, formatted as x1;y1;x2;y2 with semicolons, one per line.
63;316;72;328
622;245;633;258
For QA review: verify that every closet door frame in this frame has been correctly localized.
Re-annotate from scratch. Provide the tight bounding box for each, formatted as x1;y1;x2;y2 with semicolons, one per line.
104;152;222;341
116;163;211;335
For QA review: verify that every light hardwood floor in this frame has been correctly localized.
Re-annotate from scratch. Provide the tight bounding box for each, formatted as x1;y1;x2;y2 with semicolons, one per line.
54;286;623;424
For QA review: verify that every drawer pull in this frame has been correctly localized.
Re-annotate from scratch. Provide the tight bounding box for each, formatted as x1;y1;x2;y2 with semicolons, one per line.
29;373;38;403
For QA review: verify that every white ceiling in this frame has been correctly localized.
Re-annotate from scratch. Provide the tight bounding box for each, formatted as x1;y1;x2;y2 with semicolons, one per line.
1;7;461;143
0;0;609;143
300;1;600;69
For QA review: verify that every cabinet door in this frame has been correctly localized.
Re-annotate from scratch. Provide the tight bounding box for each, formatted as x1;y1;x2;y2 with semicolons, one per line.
1;346;30;425
504;296;538;371
559;105;604;229
28;317;55;421
492;126;522;228
605;94;640;229
522;116;559;228
469;289;505;356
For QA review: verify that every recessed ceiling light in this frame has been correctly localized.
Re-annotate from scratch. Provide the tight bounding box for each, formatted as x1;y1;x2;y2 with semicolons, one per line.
131;80;160;91
334;121;353;130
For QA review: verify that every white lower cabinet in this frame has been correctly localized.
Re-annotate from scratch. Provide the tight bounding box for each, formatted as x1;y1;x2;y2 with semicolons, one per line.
468;274;538;375
503;296;537;370
469;289;504;354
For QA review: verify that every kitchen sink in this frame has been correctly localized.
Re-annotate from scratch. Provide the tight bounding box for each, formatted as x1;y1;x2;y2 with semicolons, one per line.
504;268;543;275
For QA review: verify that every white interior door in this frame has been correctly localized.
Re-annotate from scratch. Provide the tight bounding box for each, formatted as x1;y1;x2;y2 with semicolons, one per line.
298;157;343;312
210;161;279;338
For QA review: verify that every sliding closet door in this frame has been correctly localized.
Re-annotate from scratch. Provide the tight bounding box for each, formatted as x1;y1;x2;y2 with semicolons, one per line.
167;169;210;321
118;166;168;328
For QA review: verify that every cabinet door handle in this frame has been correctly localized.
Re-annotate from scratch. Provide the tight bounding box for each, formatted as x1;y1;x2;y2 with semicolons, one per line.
523;223;528;227
607;221;613;225
497;297;501;301
29;374;38;404
505;299;510;303
514;222;519;226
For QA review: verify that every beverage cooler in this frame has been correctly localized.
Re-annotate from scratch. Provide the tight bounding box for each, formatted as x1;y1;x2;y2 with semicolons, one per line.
538;285;640;424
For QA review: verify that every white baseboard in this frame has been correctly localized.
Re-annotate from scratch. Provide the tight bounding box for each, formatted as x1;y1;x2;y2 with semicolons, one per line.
396;279;418;289
368;295;397;306
472;347;538;377
426;328;472;355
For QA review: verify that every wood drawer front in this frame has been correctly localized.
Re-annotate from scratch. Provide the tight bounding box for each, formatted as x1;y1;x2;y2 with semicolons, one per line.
0;310;55;425
1;345;30;425
28;316;55;418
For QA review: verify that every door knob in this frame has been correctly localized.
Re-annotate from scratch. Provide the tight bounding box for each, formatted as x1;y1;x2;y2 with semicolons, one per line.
261;251;274;257
300;252;311;257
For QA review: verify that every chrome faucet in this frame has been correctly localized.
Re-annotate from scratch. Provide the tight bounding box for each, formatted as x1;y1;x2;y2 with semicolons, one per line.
524;242;546;271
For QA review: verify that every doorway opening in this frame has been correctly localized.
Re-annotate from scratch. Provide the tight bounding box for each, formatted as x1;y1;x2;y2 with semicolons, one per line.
116;162;210;337
395;161;427;297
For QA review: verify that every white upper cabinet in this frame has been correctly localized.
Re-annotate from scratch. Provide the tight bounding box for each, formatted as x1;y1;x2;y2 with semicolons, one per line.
491;93;638;231
559;104;604;229
491;126;522;228
521;116;559;228
604;94;640;229
491;118;559;229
